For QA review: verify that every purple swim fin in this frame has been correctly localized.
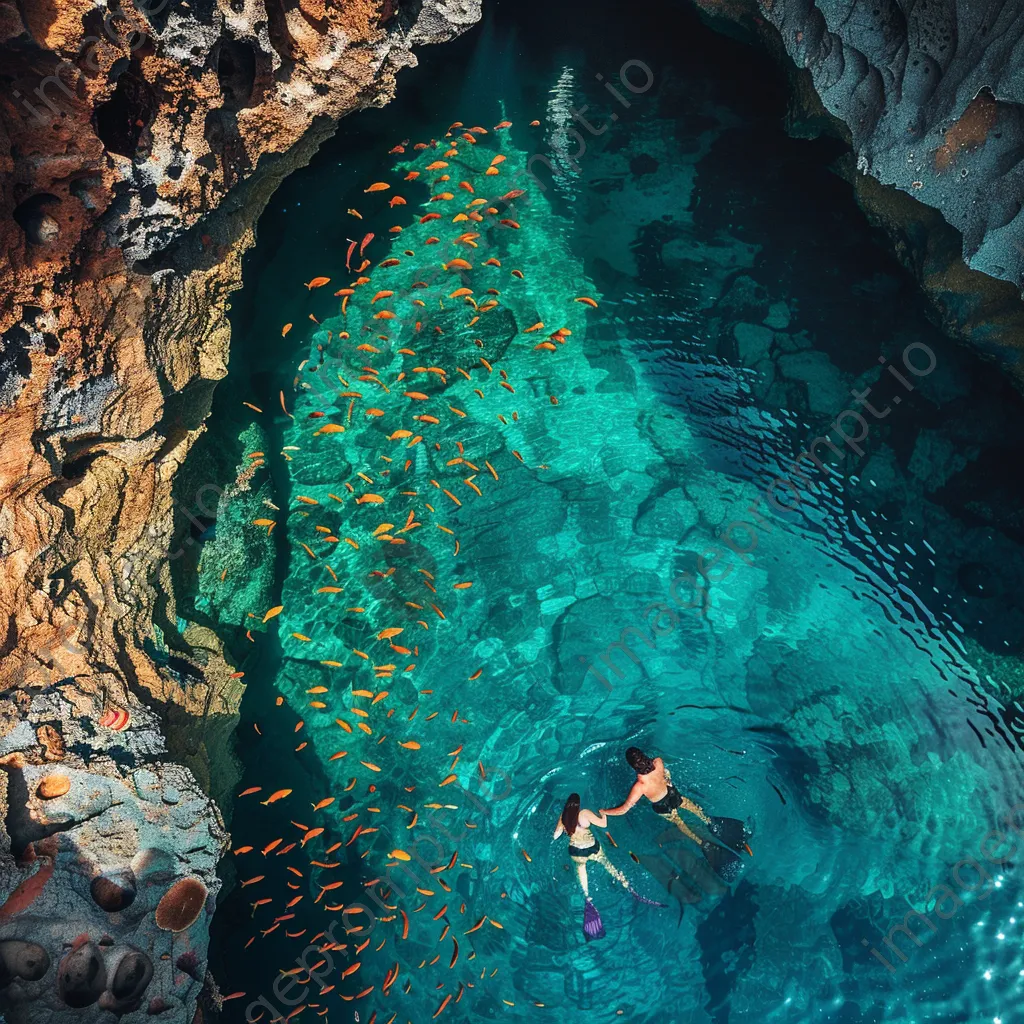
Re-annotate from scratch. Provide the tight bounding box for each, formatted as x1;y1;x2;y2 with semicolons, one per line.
629;886;668;908
583;898;605;941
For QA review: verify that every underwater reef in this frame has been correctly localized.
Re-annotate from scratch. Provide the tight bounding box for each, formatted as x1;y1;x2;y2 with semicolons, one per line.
0;1;479;1021
690;0;1024;377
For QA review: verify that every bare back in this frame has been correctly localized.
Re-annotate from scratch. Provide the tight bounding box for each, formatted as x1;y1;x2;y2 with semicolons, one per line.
635;757;670;802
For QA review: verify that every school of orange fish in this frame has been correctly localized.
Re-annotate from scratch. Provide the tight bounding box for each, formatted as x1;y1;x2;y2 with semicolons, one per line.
223;116;601;1023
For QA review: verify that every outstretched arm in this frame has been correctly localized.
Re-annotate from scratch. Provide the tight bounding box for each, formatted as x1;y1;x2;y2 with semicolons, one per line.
553;818;565;840
601;780;645;817
582;809;608;829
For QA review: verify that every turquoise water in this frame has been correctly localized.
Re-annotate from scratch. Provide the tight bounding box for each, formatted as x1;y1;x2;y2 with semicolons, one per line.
199;3;1024;1022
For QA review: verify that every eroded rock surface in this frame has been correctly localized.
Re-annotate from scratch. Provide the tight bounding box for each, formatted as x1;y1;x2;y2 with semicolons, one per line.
691;0;1024;371
0;0;480;1020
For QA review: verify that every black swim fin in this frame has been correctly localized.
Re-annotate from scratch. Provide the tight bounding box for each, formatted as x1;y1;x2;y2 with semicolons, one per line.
698;839;742;882
707;816;753;856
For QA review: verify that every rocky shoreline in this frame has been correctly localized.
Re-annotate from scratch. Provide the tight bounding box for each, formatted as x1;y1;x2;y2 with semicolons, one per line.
0;1;479;1020
689;0;1024;382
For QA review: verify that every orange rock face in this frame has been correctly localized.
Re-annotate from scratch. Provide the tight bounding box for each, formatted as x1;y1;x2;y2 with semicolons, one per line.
0;1;479;1019
0;0;480;715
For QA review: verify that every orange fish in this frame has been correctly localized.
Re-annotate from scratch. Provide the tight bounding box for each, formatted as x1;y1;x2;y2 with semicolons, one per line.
305;277;330;290
260;789;292;806
575;296;599;308
364;182;390;192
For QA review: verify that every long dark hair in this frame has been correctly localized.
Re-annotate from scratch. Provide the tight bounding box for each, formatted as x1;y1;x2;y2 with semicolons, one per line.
626;746;656;775
561;793;581;834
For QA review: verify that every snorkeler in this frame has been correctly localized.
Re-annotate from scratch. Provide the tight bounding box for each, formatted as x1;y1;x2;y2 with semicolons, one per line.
601;747;752;880
553;792;663;940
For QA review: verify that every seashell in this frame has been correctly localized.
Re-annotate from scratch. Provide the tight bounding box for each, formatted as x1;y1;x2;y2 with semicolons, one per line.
0;940;50;985
36;774;70;799
57;942;106;1007
90;867;137;912
110;951;153;1002
154;877;207;932
98;707;130;731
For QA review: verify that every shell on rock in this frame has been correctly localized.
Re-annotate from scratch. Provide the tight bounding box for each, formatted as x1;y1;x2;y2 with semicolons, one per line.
90;867;137;912
154;877;207;932
110;950;153;1001
36;774;70;799
0;940;50;985
57;942;106;1007
99;707;131;731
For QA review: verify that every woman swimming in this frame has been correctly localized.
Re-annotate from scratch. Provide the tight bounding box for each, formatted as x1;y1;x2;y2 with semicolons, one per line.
553;792;661;940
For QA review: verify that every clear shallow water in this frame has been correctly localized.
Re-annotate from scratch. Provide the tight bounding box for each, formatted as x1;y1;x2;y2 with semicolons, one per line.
197;3;1024;1022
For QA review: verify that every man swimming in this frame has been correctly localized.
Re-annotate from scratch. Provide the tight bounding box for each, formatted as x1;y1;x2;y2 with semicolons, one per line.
601;747;711;845
601;747;752;878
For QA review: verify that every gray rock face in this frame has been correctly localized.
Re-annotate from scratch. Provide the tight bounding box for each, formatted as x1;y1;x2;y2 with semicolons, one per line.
0;735;228;1024
750;0;1024;289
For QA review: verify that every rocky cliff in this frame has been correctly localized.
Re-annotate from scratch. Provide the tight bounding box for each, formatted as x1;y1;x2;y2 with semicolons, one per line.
691;0;1024;376
0;0;479;1020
